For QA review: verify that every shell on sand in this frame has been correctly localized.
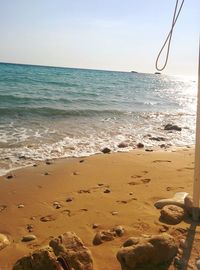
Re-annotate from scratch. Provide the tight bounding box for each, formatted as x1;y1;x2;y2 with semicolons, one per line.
154;192;188;209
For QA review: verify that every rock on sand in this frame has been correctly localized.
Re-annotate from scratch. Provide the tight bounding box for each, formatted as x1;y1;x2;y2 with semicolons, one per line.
117;233;178;270
160;205;185;225
12;247;57;270
49;231;94;270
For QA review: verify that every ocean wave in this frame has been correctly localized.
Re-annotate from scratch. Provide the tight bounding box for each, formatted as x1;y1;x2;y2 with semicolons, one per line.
0;107;130;118
0;106;195;120
0;94;74;105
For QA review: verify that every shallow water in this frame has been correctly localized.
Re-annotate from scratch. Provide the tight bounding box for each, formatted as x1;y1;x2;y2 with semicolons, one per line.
0;62;197;175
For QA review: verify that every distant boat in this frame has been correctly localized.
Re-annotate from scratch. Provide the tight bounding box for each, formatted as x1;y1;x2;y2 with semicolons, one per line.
155;72;161;75
131;70;138;73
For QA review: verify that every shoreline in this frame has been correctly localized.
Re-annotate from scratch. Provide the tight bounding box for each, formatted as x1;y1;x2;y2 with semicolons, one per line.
0;147;198;269
1;145;193;178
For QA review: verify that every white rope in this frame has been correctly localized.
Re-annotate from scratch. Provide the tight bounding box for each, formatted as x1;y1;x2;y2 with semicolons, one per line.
155;0;185;71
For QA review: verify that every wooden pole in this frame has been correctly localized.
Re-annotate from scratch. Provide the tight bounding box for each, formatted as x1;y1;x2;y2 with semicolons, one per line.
193;41;200;221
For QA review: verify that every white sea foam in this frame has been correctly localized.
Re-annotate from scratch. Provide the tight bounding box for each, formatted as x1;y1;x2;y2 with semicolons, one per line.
0;111;195;176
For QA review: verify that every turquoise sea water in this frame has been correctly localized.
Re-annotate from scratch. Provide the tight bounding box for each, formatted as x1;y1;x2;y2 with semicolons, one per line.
0;62;197;175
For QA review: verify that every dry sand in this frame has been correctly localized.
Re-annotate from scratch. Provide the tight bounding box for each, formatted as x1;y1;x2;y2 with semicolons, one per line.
0;148;199;270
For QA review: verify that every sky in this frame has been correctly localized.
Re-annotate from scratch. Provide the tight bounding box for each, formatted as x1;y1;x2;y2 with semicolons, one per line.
0;0;199;76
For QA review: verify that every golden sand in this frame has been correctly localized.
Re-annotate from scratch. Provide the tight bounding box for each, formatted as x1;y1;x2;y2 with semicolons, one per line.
0;148;198;270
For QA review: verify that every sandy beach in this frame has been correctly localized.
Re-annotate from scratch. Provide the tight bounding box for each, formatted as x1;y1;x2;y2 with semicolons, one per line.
0;147;199;269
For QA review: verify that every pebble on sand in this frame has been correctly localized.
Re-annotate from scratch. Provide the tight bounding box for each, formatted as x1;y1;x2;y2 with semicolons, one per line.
118;142;128;148
104;188;111;193
22;235;37;242
0;233;10;250
101;147;111;154
164;124;182;131
53;201;61;209
6;173;14;179
26;224;33;232
73;171;80;175
66;197;74;202
40;215;56;222
111;211;118;216
18;204;25;208
137;143;144;148
45;160;53;165
92;224;99;229
113;226;125;237
0;205;7;212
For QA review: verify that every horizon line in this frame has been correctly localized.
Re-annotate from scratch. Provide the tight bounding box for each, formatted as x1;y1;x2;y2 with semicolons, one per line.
0;61;131;74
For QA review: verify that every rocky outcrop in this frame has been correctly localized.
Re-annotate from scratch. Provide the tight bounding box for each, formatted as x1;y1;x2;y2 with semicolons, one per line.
49;232;93;270
117;233;178;270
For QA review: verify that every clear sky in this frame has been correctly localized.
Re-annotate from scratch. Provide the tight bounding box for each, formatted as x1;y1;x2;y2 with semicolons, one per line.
0;0;199;76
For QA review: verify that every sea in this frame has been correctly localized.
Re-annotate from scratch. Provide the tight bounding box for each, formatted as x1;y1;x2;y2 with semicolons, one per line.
0;62;197;176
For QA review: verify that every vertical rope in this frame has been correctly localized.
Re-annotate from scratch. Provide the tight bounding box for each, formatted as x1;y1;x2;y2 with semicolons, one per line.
155;0;185;71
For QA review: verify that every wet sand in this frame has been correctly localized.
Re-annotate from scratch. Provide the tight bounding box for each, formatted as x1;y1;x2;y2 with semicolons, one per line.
0;148;199;270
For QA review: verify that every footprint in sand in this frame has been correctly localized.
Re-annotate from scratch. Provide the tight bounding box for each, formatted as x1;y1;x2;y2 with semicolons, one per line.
128;178;151;185
177;167;194;172
40;215;56;222
131;175;142;179
80;208;88;212
153;160;172;163
183;167;194;170
61;209;71;216
77;189;91;194
128;181;140;186
117;198;137;204
166;186;184;191
141;178;151;184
